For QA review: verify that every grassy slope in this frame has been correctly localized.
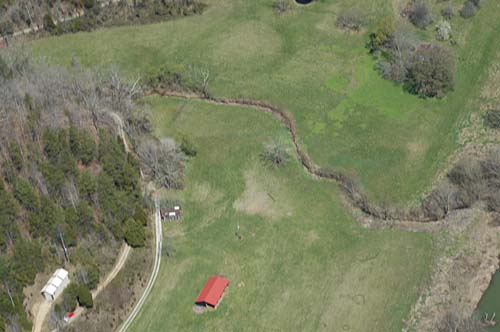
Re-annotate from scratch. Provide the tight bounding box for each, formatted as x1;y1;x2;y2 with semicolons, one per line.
127;96;432;332
30;0;500;205
24;0;498;330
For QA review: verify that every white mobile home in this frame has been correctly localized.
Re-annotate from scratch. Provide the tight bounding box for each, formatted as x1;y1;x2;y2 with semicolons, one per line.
41;268;70;301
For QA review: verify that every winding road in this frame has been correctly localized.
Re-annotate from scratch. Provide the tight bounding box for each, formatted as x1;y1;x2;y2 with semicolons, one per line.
117;197;162;332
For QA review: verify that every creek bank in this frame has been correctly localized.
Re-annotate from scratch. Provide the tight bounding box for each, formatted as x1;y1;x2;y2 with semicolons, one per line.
404;207;500;331
477;267;500;331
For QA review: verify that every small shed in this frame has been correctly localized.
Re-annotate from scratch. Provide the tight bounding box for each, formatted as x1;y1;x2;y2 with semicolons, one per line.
41;268;70;301
161;205;182;221
195;276;229;309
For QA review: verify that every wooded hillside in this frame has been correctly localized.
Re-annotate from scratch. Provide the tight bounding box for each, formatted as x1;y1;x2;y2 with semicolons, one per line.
0;51;172;331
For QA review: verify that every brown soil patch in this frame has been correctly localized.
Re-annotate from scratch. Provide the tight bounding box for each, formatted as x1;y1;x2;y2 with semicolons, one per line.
23;272;51;323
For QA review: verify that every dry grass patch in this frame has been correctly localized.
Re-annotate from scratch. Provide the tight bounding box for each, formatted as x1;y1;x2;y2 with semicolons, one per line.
191;182;223;205
407;139;429;162
211;21;282;66
233;167;293;220
480;53;500;101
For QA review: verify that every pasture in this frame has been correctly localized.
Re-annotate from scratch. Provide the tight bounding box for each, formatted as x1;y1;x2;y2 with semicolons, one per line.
26;0;500;330
126;96;432;331
31;0;500;204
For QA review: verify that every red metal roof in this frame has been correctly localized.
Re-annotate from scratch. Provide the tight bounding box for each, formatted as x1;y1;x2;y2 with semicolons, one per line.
195;276;229;307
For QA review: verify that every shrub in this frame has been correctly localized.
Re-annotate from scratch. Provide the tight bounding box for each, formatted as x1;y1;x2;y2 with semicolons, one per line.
43;14;57;33
336;8;365;31
460;1;476;18
273;0;291;14
484;109;500;129
447;158;483;204
0;20;14;38
180;136;197;157
61;284;79;312
0;54;11;79
408;1;433;29
421;181;468;220
77;284;93;308
470;0;481;8
435;20;452;41
406;44;454;98
376;60;407;83
162;241;176;258
261;138;290;167
367;16;396;52
436;312;485;332
69;127;97;165
441;3;454;19
8;142;23;171
81;0;96;9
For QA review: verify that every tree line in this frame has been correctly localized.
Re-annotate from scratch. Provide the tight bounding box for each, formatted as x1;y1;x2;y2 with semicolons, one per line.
0;0;205;42
0;51;186;331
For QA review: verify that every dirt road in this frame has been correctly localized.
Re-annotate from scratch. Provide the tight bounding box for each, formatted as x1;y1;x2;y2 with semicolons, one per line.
117;198;162;332
32;243;131;332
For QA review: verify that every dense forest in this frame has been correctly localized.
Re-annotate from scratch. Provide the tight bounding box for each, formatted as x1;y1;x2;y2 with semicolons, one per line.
0;51;183;331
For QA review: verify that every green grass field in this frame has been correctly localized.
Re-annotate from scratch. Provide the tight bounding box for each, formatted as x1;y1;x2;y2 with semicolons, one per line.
31;0;500;205
26;0;500;330
126;97;432;331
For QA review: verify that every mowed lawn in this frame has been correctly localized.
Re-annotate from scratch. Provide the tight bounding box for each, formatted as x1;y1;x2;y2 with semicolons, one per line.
126;96;432;332
30;0;500;205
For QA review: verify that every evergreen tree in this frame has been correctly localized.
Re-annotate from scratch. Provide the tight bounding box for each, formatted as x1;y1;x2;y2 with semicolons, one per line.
13;179;39;212
77;284;93;308
124;218;146;247
70;126;97;165
134;204;149;226
77;170;97;202
10;240;43;286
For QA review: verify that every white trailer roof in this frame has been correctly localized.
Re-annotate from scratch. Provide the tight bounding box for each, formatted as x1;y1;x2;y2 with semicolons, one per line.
43;284;57;296
49;276;64;288
41;268;69;297
54;268;69;279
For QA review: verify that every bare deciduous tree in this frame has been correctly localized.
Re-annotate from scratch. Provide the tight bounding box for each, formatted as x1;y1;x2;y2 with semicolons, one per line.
436;312;485;332
274;0;291;15
137;138;185;189
261;137;290;167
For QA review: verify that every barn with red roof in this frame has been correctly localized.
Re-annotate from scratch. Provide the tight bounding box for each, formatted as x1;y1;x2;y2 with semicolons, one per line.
195;276;229;309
